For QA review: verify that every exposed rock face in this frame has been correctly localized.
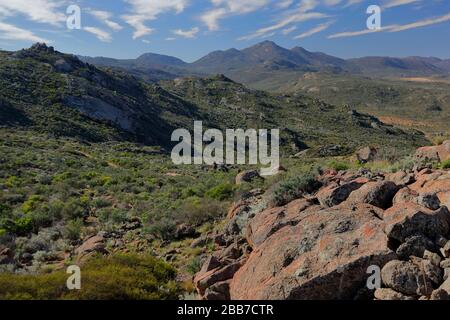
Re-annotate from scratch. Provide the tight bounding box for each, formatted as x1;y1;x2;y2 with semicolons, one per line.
383;203;449;242
235;170;261;185
344;181;399;209
231;204;395;300
356;146;378;164
415;140;450;163
194;145;450;300
316;178;368;208
381;260;433;296
75;235;108;264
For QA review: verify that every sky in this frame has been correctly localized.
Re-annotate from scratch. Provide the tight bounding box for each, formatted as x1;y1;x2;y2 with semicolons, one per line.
0;0;448;62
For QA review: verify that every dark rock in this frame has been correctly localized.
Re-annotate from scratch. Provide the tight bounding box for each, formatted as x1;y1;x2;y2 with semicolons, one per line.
396;234;435;260
383;203;450;243
381;260;433;296
356;147;377;164
374;288;415;300
317;178;368;208
345;181;399;209
235;170;261;185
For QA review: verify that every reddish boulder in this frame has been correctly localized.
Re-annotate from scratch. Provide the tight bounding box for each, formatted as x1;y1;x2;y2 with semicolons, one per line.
385;171;415;187
195;260;245;296
317;178;369;208
383;203;450;242
230;204;395;300
246;198;318;249
381;260;433;296
75;235;107;264
344;181;399;209
415;140;450;162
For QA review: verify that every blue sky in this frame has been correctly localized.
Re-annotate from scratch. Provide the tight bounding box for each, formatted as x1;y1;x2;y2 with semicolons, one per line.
0;0;448;62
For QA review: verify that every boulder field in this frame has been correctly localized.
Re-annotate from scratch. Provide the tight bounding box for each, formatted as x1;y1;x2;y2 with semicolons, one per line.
194;144;450;300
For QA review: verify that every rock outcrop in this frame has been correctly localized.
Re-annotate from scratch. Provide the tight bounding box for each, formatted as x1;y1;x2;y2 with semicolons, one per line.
195;145;450;300
415;140;450;163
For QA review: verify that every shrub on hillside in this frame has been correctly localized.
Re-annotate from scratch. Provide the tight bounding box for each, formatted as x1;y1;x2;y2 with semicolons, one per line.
270;172;322;207
442;159;450;169
0;253;180;300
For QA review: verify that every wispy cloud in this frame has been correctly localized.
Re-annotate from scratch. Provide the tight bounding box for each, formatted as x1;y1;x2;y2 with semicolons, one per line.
328;28;382;39
88;10;123;31
239;12;328;40
201;0;270;31
122;0;189;39
173;26;199;38
84;26;112;42
294;20;334;39
0;21;49;42
388;13;450;32
382;0;422;9
328;12;450;38
236;0;338;41
282;25;297;35
0;0;65;25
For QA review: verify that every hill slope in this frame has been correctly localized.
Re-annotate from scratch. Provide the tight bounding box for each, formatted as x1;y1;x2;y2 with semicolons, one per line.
0;43;429;156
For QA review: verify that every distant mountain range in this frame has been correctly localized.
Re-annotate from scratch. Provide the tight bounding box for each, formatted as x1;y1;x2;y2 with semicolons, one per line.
80;41;450;83
0;43;428;155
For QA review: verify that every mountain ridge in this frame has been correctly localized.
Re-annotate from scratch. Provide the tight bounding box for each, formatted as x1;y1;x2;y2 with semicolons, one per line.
80;40;450;81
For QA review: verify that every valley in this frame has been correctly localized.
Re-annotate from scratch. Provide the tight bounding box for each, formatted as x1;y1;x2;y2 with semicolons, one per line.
0;42;449;301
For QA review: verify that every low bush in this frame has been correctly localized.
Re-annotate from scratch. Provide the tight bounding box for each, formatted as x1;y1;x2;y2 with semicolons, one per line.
441;159;450;169
205;183;234;201
0;253;181;300
270;172;321;207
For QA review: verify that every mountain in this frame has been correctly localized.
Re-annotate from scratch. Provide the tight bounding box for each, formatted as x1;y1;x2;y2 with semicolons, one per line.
348;56;445;76
0;43;428;156
80;53;191;82
80;41;450;92
189;41;341;74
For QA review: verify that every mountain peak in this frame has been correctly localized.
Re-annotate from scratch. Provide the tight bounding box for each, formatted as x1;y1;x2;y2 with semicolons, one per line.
29;42;55;53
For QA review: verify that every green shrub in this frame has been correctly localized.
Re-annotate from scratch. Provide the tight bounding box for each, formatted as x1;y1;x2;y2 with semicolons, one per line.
271;172;321;207
98;208;128;225
186;256;202;275
329;160;350;171
145;218;177;241
441;159;450;169
63;218;83;240
0;253;180;300
177;197;226;226
22;195;44;214
1;217;33;236
205;183;234;201
62;199;86;220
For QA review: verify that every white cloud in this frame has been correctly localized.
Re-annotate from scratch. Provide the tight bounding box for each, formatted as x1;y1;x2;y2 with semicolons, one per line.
84;26;112;42
0;21;49;42
276;0;294;9
328;12;450;38
0;0;65;25
383;0;421;9
123;0;189;39
173;26;199;38
388;13;450;32
294;20;333;39
88;10;123;31
166;37;176;41
328;28;380;38
282;25;297;35
201;0;270;31
239;11;328;40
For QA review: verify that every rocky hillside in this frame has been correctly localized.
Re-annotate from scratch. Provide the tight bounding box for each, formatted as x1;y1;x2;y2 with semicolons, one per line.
194;141;450;300
0;44;429;157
